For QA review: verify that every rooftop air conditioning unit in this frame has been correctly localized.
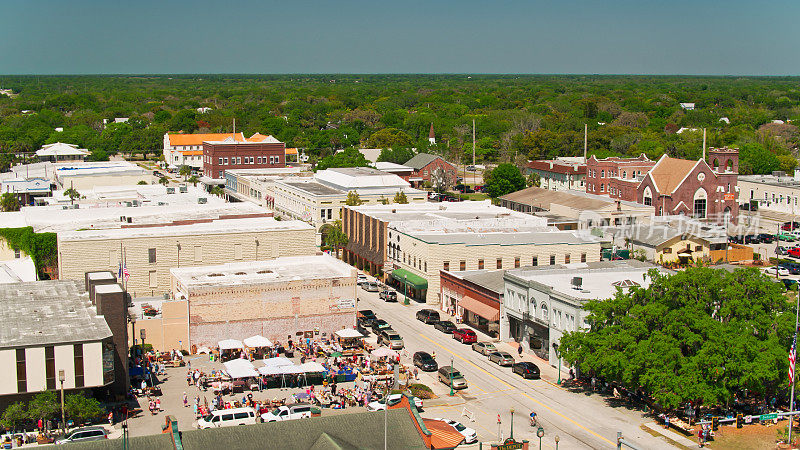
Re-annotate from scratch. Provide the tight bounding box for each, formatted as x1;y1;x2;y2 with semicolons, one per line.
198;197;207;204
120;216;126;222
158;202;166;206
73;204;79;209
166;187;175;194
179;185;188;193
127;217;132;223
124;202;132;207
131;200;140;207
571;276;583;290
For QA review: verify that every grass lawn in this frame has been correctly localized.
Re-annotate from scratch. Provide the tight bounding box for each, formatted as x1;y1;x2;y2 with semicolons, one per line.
459;193;489;201
710;423;783;449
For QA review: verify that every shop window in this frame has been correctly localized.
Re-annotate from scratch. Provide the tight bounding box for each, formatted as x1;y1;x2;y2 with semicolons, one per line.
550;255;556;265
148;248;156;264
496;259;502;269
565;254;570;264
478;259;484;269
532;256;538;266
581;253;586;263
443;261;449;271
514;257;520;268
460;260;466;271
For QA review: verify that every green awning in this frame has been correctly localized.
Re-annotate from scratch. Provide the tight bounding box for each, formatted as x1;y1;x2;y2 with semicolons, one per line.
391;269;428;290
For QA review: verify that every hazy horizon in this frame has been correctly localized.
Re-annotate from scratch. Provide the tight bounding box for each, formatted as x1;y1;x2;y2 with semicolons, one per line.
1;0;799;76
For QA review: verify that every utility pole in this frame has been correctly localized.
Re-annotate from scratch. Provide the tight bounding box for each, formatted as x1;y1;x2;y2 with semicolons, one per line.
702;128;707;161
584;123;588;161
472;118;476;186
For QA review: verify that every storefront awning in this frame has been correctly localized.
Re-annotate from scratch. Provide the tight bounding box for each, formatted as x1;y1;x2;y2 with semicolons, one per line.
391;269;428;290
459;295;500;322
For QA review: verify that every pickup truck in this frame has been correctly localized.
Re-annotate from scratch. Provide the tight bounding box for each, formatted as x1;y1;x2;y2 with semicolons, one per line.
261;404;313;422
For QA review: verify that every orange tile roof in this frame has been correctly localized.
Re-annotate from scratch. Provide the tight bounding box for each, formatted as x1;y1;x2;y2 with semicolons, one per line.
168;133;245;146
648;155;700;195
422;419;466;448
246;133;269;142
179;150;203;156
285;147;298;155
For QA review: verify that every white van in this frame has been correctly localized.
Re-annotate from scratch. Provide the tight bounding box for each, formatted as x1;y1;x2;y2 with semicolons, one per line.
260;404;313;422
197;407;258;429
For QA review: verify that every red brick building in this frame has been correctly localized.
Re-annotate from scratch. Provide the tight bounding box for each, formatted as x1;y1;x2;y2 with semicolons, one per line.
635;148;739;224
440;270;503;338
585;154;655;196
404;153;457;188
203;136;285;179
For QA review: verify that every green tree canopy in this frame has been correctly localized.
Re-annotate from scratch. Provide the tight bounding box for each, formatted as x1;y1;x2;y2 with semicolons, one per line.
65;393;105;425
1;192;21;212
393;191;408;204
367;128;413;148
27;391;60;425
323;220;348;258
484;163;525;198
1;402;27;432
377;147;416;165
345;191;363;206
559;267;793;410
315;148;369;172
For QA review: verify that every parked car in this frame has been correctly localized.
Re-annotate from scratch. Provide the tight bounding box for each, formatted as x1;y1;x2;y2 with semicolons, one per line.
782;221;800;231
780;262;800;274
361;281;379;292
438;366;468;389
433;418;478;444
357;273;368;285
413;351;438;371
371;319;392;335
452;328;477;344
488;351;515;367
358;310;377;327
367;393;423;411
416;309;441;324
512;362;541;379
764;266;790;277
434;320;457;334
778;232;797;242
379;329;404;350
471;342;497;355
728;235;743;244
55;427;109;444
777;247;790;256
379;290;398;302
744;235;760;245
789;248;800;259
260;404;313;422
758;233;775;243
198;407;258;428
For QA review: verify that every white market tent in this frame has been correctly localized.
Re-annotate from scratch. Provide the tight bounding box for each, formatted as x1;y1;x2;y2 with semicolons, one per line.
370;347;398;359
335;329;364;339
299;362;327;373
218;339;244;350
223;359;259;379
196;346;212;354
243;335;273;348
261;357;294;368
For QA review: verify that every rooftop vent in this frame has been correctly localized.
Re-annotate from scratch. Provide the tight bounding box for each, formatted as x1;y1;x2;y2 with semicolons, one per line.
571;277;583;290
256;269;273;274
207;273;223;277
179;185;188;193
198;197;207;204
166;187;175;194
234;272;247;275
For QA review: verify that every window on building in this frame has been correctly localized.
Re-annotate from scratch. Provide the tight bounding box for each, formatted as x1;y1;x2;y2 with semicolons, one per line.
224;157;229;165
514;257;520;268
218;157;223;165
550;255;556;265
443;261;450;271
460;260;466;271
496;259;502;269
693;188;707;218
663;248;672;254
424;262;427;272
600;184;605;192
622;171;627;178
565;254;570;264
695;245;703;251
14;249;21;259
45;346;55;390
74;344;84;388
601;169;605;177
16;349;26;393
581;253;587;263
532;256;538;266
478;259;484;269
148;248;156;264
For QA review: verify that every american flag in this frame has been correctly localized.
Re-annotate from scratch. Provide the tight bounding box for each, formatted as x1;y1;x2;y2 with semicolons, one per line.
790;330;798;382
122;262;130;282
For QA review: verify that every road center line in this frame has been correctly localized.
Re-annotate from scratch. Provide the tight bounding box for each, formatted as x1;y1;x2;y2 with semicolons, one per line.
419;333;615;446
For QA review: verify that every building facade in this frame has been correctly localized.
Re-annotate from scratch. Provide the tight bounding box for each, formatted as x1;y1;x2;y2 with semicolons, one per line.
163;133;246;170
35;143;89;163
57;217;316;298
585;154;655;196
440;270;503;338
739;173;800;215
203;137;286;179
525;160;586;191
503;261;664;366
170;255;357;349
403;154;457;188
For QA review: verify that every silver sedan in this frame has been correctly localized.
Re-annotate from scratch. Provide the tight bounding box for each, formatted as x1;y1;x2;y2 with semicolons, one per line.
488;351;515;367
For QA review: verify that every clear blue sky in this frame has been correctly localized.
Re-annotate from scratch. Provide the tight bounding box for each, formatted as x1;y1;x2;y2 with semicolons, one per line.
1;0;798;75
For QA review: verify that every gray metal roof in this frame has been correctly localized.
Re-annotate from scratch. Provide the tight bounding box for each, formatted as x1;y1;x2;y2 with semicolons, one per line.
410;231;599;246
282;180;343;196
0;281;112;349
461;270;507;294
404;153;442;170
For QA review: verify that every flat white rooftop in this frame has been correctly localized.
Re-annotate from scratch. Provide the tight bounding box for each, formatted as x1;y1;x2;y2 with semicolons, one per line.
171;254;353;288
58;217;312;241
508;263;664;300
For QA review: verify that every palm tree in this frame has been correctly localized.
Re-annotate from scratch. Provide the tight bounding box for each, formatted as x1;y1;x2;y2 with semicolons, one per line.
325;220;349;258
158;176;169;186
187;175;200;187
179;165;192;181
210;186;224;197
63;187;81;205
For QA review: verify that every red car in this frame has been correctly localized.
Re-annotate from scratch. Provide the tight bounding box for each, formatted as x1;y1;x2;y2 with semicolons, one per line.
452;328;477;344
789;248;800;258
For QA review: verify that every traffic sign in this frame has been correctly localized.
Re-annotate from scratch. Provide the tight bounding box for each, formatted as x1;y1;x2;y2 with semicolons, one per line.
760;413;778;420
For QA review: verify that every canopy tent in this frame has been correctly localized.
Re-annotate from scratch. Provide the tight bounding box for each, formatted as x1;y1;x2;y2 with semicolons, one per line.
218;339;244;350
390;268;428;290
299;362;327;373
261;357;294;368
370;347;398;359
223;359;259;379
334;329;364;339
258;364;307;376
243;335;273;348
196;346;212;354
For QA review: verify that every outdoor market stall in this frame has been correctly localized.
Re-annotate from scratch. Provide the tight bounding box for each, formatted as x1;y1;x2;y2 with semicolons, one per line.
218;339;244;361
334;329;365;356
243;335;273;360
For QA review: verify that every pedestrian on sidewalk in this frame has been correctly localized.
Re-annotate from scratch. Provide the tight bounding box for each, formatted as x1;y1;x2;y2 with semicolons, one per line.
517;345;523;357
183;392;188;407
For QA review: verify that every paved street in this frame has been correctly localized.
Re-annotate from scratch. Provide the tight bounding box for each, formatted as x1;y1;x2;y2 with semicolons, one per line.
357;280;679;449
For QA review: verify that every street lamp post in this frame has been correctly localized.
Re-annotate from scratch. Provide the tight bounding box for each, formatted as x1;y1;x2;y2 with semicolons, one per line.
553;343;562;385
510;408;515;440
536;426;545;450
140;329;146;356
403;274;409;305
129;314;136;360
555;435;560;450
59;370;65;437
449;357;454;397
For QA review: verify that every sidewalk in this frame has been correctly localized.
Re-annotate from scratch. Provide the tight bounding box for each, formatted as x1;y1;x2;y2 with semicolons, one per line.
642;421;697;448
494;341;566;385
